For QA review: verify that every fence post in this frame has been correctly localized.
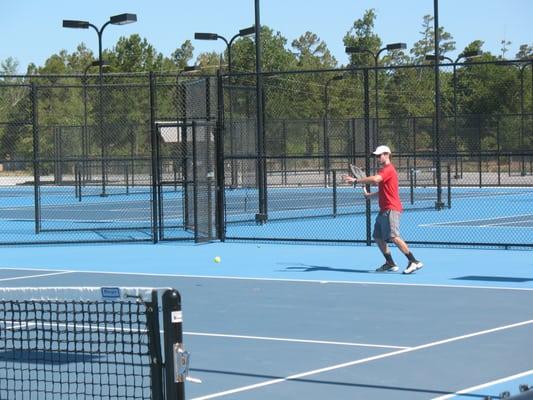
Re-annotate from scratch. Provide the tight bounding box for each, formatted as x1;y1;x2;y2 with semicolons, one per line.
215;70;226;241
478;114;482;188
149;72;160;243
332;170;337;217
447;164;451;209
364;69;372;246
31;83;41;234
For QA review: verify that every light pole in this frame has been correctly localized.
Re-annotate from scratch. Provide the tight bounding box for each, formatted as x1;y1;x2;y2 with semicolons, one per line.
426;50;481;179
346;43;406;147
63;13;137;196
195;26;256;188
82;60;109;183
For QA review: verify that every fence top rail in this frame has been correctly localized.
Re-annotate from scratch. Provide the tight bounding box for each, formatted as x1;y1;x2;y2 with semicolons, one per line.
221;58;532;79
0;58;530;82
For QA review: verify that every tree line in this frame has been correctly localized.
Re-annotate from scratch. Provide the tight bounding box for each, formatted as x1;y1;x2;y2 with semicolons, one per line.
0;10;531;163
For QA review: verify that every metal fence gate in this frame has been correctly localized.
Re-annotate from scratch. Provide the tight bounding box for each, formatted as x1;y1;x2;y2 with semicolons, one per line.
155;121;216;242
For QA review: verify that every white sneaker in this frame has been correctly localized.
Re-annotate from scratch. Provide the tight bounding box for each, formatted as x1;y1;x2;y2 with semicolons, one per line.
403;261;423;274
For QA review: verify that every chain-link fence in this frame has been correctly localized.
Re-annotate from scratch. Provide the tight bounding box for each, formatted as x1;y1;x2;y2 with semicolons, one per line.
0;60;531;247
0;72;217;244
222;61;532;248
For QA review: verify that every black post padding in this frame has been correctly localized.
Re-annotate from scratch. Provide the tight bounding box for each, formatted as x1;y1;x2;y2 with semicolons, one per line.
145;290;165;400
162;289;185;400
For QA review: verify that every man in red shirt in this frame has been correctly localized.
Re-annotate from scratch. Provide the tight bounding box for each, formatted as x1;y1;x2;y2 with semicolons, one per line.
343;145;423;274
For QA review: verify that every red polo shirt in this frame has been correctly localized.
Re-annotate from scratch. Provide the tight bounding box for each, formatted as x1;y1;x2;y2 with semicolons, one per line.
377;163;402;212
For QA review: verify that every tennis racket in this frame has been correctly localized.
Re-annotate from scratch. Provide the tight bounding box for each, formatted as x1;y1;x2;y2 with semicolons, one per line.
349;164;370;195
349;164;365;181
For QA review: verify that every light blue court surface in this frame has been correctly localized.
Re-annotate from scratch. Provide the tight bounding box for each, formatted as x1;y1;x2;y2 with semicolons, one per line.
1;242;532;399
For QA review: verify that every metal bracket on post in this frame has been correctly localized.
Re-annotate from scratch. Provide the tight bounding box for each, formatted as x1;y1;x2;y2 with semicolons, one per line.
173;343;190;383
174;343;202;384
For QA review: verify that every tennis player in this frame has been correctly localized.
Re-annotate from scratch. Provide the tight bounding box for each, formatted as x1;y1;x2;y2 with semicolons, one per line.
343;145;423;274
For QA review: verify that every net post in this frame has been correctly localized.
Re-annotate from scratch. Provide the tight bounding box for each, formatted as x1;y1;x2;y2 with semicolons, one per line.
145;290;165;400
162;289;186;400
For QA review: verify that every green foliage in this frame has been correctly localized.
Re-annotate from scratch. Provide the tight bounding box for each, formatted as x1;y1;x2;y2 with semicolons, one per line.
343;9;381;67
410;15;456;62
171;40;194;69
227;26;298;73
0;10;530;162
292;32;337;69
106;34;165;72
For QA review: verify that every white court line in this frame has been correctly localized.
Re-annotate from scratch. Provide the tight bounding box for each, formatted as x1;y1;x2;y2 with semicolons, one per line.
0;271;73;282
420;214;533;227
1;267;532;291
431;369;533;399
480;218;533;227
183;332;407;350
190;319;533;400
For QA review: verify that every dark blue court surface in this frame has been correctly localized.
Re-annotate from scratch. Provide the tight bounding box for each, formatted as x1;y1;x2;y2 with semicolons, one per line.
1;242;532;399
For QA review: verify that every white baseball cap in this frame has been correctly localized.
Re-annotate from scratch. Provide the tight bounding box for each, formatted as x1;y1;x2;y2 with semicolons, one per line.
372;145;392;155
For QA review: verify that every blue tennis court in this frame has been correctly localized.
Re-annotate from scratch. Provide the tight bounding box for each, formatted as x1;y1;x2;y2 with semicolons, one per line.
1;241;532;399
0;184;531;246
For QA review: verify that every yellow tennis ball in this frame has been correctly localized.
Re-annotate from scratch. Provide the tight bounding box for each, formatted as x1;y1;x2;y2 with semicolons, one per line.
214;256;221;263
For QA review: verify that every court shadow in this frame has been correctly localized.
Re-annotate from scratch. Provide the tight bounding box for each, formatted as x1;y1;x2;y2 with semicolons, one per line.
190;367;488;398
0;349;102;365
278;262;372;274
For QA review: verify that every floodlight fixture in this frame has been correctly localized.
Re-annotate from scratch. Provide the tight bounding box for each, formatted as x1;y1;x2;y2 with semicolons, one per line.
460;50;482;59
239;26;256;37
425;54;444;62
62;20;90;29
386;42;407;51
91;60;109;68
194;32;218;41
109;13;137;25
345;46;364;54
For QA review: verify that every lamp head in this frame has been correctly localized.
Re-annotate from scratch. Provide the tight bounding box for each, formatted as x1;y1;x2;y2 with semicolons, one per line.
239;26;256;37
194;32;218;40
63;20;90;29
345;46;364;54
386;43;407;51
109;13;137;25
460;50;482;59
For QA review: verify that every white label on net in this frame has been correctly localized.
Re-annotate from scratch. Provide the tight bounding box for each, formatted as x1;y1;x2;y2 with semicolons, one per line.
171;311;183;323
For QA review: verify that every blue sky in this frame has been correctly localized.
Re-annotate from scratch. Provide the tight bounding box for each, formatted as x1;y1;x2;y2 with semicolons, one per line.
1;0;531;73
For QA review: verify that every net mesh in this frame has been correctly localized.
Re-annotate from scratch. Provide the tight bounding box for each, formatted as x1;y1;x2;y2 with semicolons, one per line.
0;287;160;400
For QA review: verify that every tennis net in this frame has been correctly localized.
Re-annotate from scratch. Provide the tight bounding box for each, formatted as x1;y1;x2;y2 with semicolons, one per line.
0;287;188;400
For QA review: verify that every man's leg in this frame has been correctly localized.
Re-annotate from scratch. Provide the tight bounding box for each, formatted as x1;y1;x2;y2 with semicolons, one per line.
388;211;423;274
391;236;423;274
375;237;398;272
